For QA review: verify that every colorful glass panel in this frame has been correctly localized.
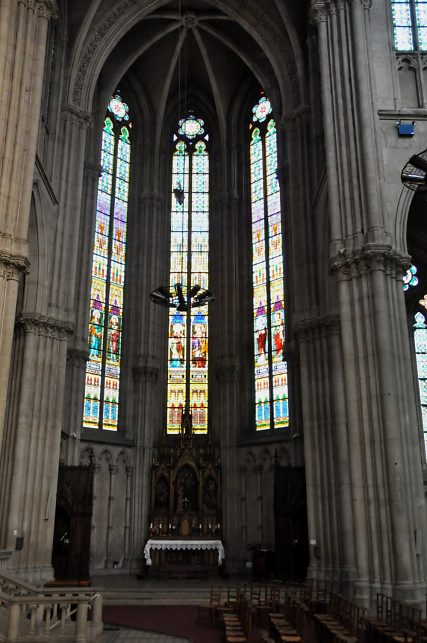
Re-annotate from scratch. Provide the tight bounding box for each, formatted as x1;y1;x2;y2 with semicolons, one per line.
178;114;205;139
252;96;272;123
190;142;209;433
390;0;427;49
250;96;288;431
167;142;190;433
414;311;427;455
166;125;210;434
403;263;418;290
392;0;414;48
83;103;130;431
416;0;427;47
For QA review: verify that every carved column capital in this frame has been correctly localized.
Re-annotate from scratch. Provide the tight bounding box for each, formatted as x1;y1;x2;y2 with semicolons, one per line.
15;314;75;340
0;253;29;281
18;0;58;17
293;315;341;341
36;0;58;19
109;465;118;475
309;0;330;24
62;103;93;129
125;466;133;476
331;246;410;282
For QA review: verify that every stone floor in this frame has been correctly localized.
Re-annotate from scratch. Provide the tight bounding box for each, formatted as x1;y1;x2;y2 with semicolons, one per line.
102;628;190;642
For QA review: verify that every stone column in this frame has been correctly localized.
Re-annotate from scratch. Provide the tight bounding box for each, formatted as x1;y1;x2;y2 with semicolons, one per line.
123;465;133;568
129;362;159;572
0;0;57;454
239;465;248;567
62;160;99;449
0;314;73;582
295;316;356;592
105;464;118;569
332;249;426;605
215;358;240;571
50;104;93;318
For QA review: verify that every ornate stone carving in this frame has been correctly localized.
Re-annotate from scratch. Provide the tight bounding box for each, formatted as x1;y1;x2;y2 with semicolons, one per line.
331;247;410;282
36;0;58;19
62;103;93;129
293;315;341;341
309;0;330;24
18;0;58;19
0;253;29;282
15;314;74;340
73;0;138;104
183;12;198;28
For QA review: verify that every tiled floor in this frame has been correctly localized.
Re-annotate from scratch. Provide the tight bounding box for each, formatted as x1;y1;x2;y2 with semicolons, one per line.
102;628;190;642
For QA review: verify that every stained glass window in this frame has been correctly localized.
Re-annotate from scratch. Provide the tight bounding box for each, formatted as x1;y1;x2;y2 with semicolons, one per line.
167;115;209;434
403;263;418;290
83;95;131;431
414;310;427;455
392;0;427;49
250;95;288;431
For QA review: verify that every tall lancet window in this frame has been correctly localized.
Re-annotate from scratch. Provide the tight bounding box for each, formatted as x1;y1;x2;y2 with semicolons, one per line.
391;0;427;50
414;296;427;455
250;95;288;431
83;95;131;430
167;113;209;434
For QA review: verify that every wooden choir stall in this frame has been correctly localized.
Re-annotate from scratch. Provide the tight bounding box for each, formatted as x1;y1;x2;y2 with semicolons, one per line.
144;413;224;578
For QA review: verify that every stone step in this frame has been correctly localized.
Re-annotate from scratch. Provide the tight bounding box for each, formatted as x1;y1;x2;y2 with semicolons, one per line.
101;627;189;642
98;586;211;606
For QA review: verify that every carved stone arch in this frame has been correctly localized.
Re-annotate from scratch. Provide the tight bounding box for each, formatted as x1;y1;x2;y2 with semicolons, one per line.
397;55;420;108
395;185;416;257
244;450;256;468
22;187;49;315
116;449;130;467
80;446;95;466
99;448;114;465
68;0;304;116
259;448;273;470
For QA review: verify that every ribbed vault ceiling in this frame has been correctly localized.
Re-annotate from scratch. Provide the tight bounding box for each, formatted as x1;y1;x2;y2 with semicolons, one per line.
90;0;308;128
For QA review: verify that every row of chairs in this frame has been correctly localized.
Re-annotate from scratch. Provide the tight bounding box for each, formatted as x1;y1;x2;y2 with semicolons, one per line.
313;592;367;643
222;594;253;643
364;593;423;642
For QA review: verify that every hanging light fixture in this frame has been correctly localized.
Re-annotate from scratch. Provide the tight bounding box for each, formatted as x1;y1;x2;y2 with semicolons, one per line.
150;283;215;312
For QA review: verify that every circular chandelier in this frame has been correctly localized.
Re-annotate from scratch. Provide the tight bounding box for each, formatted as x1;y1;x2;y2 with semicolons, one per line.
150;283;215;312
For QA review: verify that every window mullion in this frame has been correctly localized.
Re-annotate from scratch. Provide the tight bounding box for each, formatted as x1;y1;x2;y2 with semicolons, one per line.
411;0;420;49
185;152;193;415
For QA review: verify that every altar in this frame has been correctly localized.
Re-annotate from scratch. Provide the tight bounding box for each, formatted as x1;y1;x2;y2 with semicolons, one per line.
144;412;223;577
144;538;225;566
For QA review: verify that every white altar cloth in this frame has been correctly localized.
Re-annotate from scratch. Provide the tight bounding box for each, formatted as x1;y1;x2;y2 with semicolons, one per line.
144;538;225;566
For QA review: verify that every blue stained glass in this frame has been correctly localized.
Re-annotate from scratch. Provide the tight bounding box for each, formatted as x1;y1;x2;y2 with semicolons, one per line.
392;1;415;49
